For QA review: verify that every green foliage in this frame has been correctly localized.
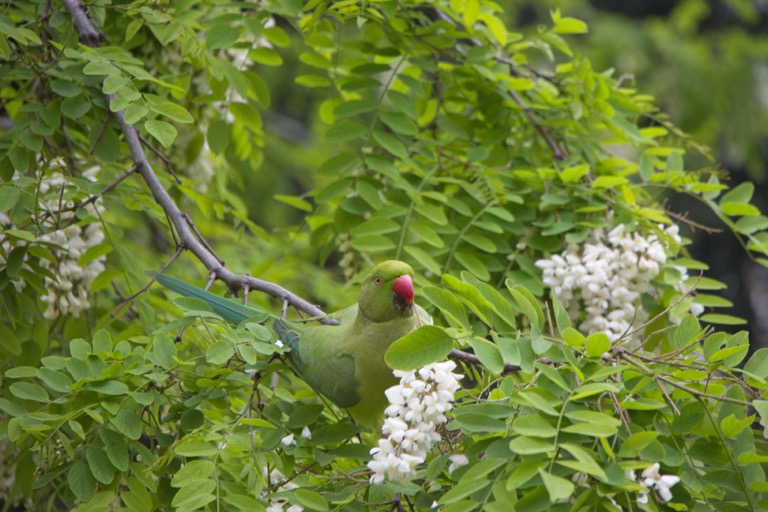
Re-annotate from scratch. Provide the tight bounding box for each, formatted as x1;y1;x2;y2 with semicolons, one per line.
2;0;768;511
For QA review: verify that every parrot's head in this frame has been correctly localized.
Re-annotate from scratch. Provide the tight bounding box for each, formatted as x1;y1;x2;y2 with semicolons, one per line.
358;260;416;322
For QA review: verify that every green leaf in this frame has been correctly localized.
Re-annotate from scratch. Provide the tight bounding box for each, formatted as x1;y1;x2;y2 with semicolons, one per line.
351;234;396;253
287;404;325;428
274;194;313;212
145;119;177;147
296;74;331;88
561;327;585;348
592;176;628;189
468;337;504;374
380;111;419;136
384;326;453;371
111;410;142;440
153;333;176;366
585;332;610;358
86;446;115;484
334;99;377;118
439;477;491;505
512;414;556;438
538;468;575;502
0;186;20;212
36;368;73;392
618;431;659;458
148;100;193;124
721;181;754;205
99;430;128;471
206;340;234;365
744;349;768;379
325;121;366;142
672;314;701;349
250;47;283;66
171;479;216;510
61;96;91;118
175;440;218;457
295;489;329;511
452;412;507;433
372;131;408;159
735;215;768;235
552;16;588;34
9;382;49;402
171;460;215;487
78;491;117;512
721;202;760;216
442;274;493;325
561;422;617;438
423;286;470;328
89;380;130;396
352;218;400;237
699;314;747;325
69;462;96;503
558;443;607;480
5;366;38;378
506;282;544;329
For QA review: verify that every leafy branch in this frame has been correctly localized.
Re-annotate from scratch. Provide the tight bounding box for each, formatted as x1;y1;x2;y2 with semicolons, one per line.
58;0;498;373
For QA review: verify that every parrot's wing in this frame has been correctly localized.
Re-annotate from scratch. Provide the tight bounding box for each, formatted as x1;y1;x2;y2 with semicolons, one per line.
273;307;361;409
150;272;266;325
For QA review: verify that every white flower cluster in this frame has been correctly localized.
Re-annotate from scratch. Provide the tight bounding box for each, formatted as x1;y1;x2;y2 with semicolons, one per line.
263;468;303;512
536;223;703;342
1;167;106;319
367;361;463;484
628;463;680;504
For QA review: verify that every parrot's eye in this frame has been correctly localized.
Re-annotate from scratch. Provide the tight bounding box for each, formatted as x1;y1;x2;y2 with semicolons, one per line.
374;277;382;286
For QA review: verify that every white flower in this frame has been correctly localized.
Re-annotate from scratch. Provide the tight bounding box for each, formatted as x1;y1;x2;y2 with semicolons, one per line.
367;361;463;483
536;220;701;344
760;418;768;440
262;468;304;512
640;463;679;502
448;454;468;474
280;434;295;446
301;427;312;439
636;491;649;505
2;167;106;320
275;339;285;348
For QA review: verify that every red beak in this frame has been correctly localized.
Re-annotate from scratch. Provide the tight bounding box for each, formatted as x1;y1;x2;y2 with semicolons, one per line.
392;274;414;304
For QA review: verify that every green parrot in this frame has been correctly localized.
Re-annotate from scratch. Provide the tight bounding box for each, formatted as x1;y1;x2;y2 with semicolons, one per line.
152;260;432;427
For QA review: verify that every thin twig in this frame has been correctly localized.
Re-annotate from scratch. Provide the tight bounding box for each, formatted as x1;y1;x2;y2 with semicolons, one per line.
618;351;751;406
112;245;183;317
663;207;723;234
139;134;182;184
89;114;111;154
608;391;631;435
656;380;681;415
623;273;702;341
182;212;225;266
449;348;520;374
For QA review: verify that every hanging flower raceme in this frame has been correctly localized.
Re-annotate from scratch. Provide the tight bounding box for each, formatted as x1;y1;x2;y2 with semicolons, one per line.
1;166;106;320
535;222;703;343
367;361;463;484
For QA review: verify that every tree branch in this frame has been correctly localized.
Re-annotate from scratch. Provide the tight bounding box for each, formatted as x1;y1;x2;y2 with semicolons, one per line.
60;0;333;322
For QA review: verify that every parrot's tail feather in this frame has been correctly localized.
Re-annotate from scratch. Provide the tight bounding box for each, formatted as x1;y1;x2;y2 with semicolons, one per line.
149;271;263;325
